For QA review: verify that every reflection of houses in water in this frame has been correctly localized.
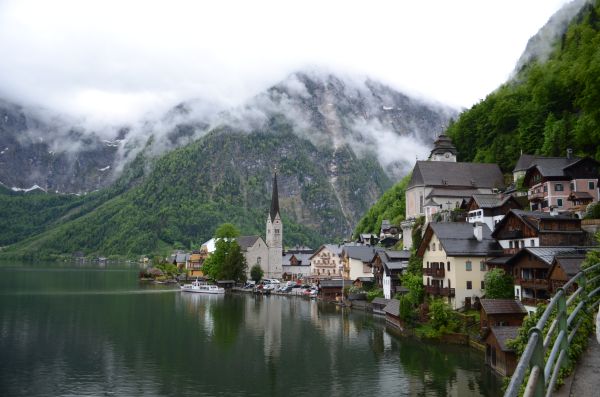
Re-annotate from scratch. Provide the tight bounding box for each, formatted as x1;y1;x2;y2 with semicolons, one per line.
244;296;282;360
176;293;223;335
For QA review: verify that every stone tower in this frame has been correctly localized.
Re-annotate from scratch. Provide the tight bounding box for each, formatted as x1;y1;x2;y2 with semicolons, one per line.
265;172;283;279
428;134;457;162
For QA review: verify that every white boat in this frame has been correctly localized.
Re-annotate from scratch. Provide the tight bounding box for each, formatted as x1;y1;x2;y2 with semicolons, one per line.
180;280;225;294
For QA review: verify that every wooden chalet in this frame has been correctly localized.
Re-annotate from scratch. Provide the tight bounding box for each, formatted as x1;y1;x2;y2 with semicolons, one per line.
548;254;589;293
479;299;527;333
485;326;520;377
318;279;345;301
491;209;585;255
462;193;523;231
505;247;592;310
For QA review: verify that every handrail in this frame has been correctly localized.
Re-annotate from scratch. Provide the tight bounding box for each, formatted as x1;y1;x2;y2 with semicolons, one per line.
504;262;600;397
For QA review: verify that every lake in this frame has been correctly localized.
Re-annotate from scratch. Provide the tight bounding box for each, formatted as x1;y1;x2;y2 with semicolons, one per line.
0;264;503;396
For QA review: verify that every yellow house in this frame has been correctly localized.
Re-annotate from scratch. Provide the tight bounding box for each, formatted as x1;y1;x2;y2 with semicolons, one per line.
417;222;503;310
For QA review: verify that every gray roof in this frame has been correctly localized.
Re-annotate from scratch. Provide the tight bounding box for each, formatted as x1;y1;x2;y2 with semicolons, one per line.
511;247;594;266
490;326;520;352
319;279;345;288
343;245;377;262
383;299;400;316
381;220;391;230
492;210;579;237
480;299;527;315
355;277;374;283
372;297;390;307
471;194;514;209
237;235;261;250
513;154;537;172
528;157;580;178
174;253;189;263
282;253;312;266
552;255;589;276
427;188;481;198
408;161;505;189
427;222;503;257
429;134;457;157
385;250;411;260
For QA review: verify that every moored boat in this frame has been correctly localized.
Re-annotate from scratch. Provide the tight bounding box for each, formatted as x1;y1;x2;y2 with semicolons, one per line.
180;280;225;294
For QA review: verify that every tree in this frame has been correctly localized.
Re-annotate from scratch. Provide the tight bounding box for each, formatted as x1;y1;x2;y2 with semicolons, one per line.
203;223;247;281
429;298;454;329
484;268;515;299
401;272;424;305
250;264;264;283
215;223;240;238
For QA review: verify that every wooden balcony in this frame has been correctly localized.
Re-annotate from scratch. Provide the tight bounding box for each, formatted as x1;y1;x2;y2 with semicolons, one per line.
425;286;455;297
528;190;545;201
518;278;549;290
521;297;549;307
424;268;445;278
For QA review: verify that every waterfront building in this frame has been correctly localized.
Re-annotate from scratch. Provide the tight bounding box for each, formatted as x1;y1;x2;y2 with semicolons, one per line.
237;235;269;279
479;299;527;333
402;134;505;249
341;245;377;281
417;222;503;310
484;326;520;377
309;244;343;280
265;172;283;279
548;253;589;293
371;249;410;299
281;252;312;281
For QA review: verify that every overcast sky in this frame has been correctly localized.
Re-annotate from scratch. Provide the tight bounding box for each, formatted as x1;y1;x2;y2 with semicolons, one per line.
0;0;573;124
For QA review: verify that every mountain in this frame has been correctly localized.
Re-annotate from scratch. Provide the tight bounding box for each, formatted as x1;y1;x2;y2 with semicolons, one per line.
447;0;600;171
354;0;599;236
0;71;456;258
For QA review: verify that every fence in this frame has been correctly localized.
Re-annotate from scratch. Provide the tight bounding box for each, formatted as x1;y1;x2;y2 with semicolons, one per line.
504;262;600;397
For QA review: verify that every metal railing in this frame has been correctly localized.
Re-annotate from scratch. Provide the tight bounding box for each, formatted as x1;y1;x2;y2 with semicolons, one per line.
504;262;600;397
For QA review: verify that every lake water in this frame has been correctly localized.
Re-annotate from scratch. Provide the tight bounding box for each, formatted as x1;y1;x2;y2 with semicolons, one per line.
0;264;503;396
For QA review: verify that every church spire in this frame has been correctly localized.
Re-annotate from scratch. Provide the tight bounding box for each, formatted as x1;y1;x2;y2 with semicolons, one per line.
269;171;280;222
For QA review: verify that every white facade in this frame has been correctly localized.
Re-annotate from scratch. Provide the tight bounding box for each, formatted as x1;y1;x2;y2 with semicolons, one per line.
467;209;504;232
265;213;283;279
383;274;392;299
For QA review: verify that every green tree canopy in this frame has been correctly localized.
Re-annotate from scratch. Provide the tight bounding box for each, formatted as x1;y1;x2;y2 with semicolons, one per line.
484;268;514;299
203;223;247;281
250;264;264;283
215;223;241;238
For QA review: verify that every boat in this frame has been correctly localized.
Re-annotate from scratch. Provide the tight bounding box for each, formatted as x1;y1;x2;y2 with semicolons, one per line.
180;280;225;294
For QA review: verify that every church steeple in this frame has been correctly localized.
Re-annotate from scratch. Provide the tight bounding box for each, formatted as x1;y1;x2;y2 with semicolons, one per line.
269;172;280;222
428;134;457;162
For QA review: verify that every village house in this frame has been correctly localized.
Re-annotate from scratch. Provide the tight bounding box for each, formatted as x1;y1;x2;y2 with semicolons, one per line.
341;245;377;283
491;209;585;255
281;251;312;281
309;244;343;280
186;249;208;278
379;219;400;247
484;326;520;377
371;249;410;299
519;150;600;216
462;194;523;232
548;253;590;293
318;279;345;301
170;252;190;269
402;134;505;249
504;247;592;312
479;299;527;333
418;222;503;310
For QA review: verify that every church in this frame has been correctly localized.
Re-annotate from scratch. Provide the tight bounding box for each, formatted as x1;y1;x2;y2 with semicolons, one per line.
237;172;283;279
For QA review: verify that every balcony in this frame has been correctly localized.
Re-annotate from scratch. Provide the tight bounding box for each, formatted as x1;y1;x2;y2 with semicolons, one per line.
528;190;546;201
424;268;445;278
518;278;549;290
425;286;455;297
521;297;549;307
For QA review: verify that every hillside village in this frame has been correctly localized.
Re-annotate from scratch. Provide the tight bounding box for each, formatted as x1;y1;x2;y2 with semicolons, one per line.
164;133;600;377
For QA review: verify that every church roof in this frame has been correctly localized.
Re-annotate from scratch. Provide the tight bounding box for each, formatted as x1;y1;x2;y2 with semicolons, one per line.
269;172;280;222
429;134;457;157
408;161;505;190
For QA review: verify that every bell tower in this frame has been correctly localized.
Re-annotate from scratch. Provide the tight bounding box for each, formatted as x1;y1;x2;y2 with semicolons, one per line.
266;171;283;278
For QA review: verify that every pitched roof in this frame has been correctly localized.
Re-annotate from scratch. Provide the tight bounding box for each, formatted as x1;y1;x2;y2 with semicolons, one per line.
480;299;527;315
421;222;503;257
269;172;280;222
383;299;400;316
471;194;517;209
408;161;504;189
427;188;481;198
372;297;390;306
429;134;457;157
343;245;377;262
552;255;588;277
513;154;537;172
490;326;520;352
507;247;594;266
492;209;580;237
236;235;261;250
385;250;411;260
282;253;312;266
309;244;343;260
529;157;580;178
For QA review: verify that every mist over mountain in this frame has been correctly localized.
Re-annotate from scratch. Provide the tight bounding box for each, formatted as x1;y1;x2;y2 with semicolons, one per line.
0;70;456;194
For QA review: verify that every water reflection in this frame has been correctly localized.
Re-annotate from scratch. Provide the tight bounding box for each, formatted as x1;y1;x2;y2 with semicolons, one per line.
0;265;503;397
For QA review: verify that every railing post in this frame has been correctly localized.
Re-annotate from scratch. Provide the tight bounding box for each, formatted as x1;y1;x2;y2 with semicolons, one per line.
557;288;569;370
529;328;546;397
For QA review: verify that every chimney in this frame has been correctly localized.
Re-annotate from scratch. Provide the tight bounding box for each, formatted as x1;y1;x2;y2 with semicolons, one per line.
567;148;573;160
473;222;483;242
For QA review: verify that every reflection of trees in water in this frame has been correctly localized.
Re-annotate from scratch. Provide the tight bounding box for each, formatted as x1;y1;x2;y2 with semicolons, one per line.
209;295;244;349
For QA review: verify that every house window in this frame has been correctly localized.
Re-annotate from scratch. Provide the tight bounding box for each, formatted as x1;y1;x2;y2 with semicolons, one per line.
275;228;280;234
447;261;451;271
557;199;563;207
589;181;595;190
432;243;436;251
570;182;575;191
543;184;548;192
481;281;485;290
555;183;563;191
509;241;513;249
257;257;261;265
466;261;472;271
520;240;525;248
467;281;472;290
480;261;486;271
530;239;535;247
